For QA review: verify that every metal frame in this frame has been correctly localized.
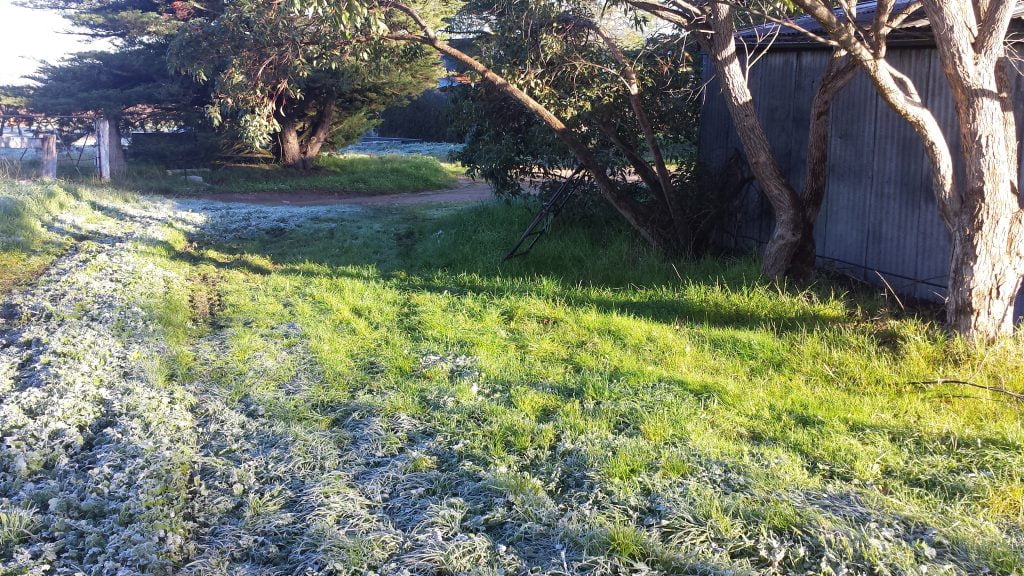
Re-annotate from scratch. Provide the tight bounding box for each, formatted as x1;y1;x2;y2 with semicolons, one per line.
503;166;585;261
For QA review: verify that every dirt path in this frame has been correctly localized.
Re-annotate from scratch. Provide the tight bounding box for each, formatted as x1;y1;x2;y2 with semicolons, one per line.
184;177;494;207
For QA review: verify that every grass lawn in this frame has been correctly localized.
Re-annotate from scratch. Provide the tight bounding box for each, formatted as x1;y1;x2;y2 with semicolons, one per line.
0;180;103;296
119;153;463;196
148;200;1024;574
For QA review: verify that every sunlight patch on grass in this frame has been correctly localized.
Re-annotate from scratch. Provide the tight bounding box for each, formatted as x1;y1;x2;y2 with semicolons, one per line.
149;199;1024;573
0;180;111;297
112;154;462;196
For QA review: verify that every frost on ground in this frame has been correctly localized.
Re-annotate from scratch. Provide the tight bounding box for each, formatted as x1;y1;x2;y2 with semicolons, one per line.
0;195;1014;575
0;197;516;575
0;197;199;574
338;142;463;160
0;198;360;575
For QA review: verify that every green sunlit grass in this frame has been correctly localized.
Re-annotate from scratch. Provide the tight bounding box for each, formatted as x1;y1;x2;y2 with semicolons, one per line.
0;179;85;296
115;154;462;196
153;200;1024;573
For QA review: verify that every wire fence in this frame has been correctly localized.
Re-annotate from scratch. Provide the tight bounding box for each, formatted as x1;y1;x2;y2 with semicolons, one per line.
0;114;98;179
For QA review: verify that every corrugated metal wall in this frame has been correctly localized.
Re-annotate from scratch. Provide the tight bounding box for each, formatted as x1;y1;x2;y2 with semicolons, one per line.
700;47;1024;319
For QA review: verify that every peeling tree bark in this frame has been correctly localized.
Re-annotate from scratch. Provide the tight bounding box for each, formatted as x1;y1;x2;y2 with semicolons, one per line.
922;1;1024;338
790;0;1024;339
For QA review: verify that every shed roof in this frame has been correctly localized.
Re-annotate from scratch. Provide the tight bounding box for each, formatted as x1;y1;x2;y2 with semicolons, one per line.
737;1;1024;48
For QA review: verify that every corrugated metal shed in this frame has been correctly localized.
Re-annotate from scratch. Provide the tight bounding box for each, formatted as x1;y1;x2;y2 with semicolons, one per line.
700;4;1024;319
737;1;1024;48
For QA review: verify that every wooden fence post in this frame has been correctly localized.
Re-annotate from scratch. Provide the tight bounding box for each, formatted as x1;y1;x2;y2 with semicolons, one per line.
40;134;57;180
95;118;111;182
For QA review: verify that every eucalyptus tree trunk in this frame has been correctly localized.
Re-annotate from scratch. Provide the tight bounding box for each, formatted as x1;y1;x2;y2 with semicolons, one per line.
788;0;1024;340
621;0;854;279
931;27;1024;338
791;53;857;274
278;118;304;169
701;4;804;279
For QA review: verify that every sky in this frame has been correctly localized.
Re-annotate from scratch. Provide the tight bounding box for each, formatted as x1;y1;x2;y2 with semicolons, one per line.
0;0;108;85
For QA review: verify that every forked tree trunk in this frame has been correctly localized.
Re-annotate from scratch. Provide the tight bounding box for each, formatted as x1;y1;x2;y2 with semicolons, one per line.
299;96;336;170
701;4;804;279
788;0;1022;339
622;0;853;279
279;118;304;169
790;53;858;275
278;95;336;170
919;1;1024;339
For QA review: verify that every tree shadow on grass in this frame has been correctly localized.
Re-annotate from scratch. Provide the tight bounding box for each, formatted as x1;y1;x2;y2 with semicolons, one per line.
177;201;925;337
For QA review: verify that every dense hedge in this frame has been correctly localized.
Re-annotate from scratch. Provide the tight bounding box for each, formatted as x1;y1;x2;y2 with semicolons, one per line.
375;90;459;143
128;131;222;168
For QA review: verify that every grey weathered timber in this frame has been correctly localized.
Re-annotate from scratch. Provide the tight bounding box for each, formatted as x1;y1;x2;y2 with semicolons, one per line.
0;133;58;179
95;118;112;182
699;46;1024;319
40;134;57;180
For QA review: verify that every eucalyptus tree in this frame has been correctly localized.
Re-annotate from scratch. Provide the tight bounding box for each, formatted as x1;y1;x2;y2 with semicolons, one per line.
727;0;1024;340
212;0;1023;340
447;1;709;251
387;0;714;254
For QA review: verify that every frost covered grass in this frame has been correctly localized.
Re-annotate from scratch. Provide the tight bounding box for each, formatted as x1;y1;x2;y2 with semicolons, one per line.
158;201;1023;574
340;140;464;160
3;194;1023;574
0;179;126;296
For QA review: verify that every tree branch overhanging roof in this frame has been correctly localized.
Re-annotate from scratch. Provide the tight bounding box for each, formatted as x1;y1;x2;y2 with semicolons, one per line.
736;0;1024;49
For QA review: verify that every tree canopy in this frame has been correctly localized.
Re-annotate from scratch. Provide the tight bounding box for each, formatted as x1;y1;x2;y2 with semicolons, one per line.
171;0;439;166
18;0;203;124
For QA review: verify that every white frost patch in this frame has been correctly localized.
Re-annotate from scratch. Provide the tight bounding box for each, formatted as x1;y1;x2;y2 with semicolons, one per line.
0;196;200;574
172;199;361;242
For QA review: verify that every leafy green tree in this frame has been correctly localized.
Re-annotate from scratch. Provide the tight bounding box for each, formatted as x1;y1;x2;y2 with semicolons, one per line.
171;0;439;169
389;0;708;254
